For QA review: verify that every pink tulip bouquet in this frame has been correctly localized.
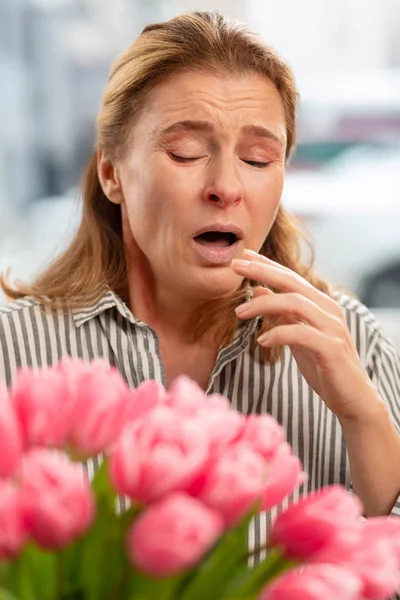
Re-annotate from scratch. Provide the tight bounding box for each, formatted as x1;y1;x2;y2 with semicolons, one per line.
1;358;400;600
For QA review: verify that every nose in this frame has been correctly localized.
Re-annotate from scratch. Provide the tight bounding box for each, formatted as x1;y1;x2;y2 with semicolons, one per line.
202;157;243;207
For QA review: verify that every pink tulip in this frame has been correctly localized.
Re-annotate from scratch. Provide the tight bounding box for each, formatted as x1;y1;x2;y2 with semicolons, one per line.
194;404;245;452
12;367;71;449
127;492;223;577
0;385;23;477
57;357;131;456
239;414;285;460
109;405;210;503
195;442;267;526
19;449;95;549
259;564;362;600
125;380;167;423
261;442;305;511
203;393;231;411
163;376;245;449
346;517;400;599
0;480;27;559
166;376;207;415
269;485;363;563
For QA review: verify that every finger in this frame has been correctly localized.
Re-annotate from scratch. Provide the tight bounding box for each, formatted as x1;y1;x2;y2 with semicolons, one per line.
235;292;342;332
233;257;341;318
243;287;281;327
252;287;299;326
257;323;327;354
262;313;300;329
252;286;274;299
273;314;299;327
242;249;338;309
253;288;291;328
243;249;288;271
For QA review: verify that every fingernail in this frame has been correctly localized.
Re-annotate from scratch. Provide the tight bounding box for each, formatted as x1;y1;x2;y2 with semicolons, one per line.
232;259;252;270
257;333;269;345
235;303;251;316
243;249;260;258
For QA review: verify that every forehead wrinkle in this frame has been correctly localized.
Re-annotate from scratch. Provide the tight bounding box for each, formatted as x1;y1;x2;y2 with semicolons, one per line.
151;85;283;119
152;119;214;144
146;70;285;116
147;81;287;147
152;117;285;147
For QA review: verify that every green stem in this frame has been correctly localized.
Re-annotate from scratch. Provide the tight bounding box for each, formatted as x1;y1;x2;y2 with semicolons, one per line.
222;548;299;598
108;567;129;600
55;551;63;600
128;571;188;600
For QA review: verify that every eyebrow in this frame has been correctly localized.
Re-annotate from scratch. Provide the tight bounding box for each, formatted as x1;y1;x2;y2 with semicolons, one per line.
241;124;284;145
154;120;285;145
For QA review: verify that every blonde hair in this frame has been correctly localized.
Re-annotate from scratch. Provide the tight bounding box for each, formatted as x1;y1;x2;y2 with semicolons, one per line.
1;11;331;361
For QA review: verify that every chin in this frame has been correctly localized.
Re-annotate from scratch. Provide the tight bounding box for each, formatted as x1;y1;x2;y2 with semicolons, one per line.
191;268;244;301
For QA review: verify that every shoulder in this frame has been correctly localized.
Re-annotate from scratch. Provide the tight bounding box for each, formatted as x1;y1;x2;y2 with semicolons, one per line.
1;296;43;315
0;296;47;329
0;297;75;388
334;292;380;331
334;291;383;337
329;293;400;425
0;296;67;328
334;291;399;369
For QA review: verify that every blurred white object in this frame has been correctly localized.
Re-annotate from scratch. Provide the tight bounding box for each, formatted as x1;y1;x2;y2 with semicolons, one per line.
284;145;400;215
283;146;400;307
297;70;400;116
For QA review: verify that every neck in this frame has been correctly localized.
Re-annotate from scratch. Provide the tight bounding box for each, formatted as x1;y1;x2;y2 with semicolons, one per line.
124;247;215;346
130;277;211;343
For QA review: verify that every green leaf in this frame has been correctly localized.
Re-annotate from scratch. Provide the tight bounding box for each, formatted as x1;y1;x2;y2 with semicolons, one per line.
79;501;140;599
56;540;86;598
0;589;19;600
4;544;57;600
79;507;124;599
177;514;253;600
91;459;116;512
127;570;189;600
0;562;11;587
221;548;298;597
77;455;143;599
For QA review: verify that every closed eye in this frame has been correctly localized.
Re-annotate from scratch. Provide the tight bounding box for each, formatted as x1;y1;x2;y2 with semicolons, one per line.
169;153;202;163
242;160;271;169
170;154;270;168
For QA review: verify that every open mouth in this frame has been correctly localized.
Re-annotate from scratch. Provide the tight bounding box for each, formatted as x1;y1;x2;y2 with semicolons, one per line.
193;231;239;248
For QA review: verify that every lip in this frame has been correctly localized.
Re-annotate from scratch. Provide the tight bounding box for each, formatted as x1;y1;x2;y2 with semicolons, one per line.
193;223;244;240
191;238;242;264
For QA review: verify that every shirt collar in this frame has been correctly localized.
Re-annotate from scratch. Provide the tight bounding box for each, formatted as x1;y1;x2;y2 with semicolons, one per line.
72;287;139;328
72;287;261;346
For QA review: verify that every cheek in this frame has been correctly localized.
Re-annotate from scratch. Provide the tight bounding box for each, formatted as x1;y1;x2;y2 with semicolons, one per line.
124;174;186;255
246;169;284;244
249;168;284;214
122;166;163;224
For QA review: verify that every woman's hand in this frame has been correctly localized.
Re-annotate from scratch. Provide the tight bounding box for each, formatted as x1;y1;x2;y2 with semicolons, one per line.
232;249;381;421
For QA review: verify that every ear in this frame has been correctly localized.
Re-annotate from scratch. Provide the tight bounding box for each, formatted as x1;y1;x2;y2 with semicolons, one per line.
97;149;124;205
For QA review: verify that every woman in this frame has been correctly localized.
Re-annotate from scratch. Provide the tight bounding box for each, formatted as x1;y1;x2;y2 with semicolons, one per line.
1;11;400;555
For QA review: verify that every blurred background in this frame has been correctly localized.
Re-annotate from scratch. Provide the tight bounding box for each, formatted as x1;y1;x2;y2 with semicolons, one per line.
1;0;400;347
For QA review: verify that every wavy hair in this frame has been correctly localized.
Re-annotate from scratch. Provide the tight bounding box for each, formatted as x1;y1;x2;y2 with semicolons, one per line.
1;11;331;361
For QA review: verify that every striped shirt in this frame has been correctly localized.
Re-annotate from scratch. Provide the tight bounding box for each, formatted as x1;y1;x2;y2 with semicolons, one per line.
1;288;400;557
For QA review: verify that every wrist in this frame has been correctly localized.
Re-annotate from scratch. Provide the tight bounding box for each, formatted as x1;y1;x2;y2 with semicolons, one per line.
337;388;389;430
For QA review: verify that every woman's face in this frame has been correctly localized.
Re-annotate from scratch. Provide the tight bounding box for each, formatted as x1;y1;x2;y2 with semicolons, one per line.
114;70;287;301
